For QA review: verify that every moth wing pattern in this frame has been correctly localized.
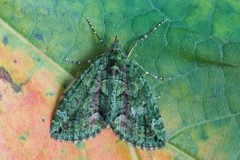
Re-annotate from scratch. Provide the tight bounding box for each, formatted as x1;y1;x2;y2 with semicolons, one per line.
108;59;166;149
50;55;108;142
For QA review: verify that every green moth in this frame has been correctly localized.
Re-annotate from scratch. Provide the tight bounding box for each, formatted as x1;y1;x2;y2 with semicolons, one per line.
50;18;170;150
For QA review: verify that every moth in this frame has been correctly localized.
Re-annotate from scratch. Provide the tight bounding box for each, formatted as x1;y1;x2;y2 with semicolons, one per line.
50;18;170;150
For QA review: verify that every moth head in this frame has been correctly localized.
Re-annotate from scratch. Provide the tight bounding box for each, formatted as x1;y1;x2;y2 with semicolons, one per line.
110;36;123;52
108;36;127;65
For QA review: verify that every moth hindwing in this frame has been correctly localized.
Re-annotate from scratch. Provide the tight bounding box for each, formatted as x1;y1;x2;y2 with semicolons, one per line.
50;18;169;150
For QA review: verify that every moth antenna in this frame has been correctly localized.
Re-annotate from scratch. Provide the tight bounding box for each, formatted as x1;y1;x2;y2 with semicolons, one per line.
128;18;168;58
86;17;107;47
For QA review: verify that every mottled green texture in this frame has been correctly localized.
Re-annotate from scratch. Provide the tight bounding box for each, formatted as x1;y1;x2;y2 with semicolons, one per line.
50;38;166;149
1;0;240;159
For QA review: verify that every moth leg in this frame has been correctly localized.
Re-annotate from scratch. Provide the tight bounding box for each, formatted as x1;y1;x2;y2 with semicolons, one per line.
127;18;168;58
145;72;171;80
86;17;107;47
133;61;171;80
65;58;92;64
127;41;137;58
154;96;161;100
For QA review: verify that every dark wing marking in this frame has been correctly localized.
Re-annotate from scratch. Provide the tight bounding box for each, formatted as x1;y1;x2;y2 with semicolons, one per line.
109;60;166;149
50;56;108;142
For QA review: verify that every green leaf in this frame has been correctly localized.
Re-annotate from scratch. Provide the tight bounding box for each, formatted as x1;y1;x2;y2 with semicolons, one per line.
0;0;239;160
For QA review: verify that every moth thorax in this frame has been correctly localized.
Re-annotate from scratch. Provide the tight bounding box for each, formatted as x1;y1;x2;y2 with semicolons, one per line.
108;52;123;67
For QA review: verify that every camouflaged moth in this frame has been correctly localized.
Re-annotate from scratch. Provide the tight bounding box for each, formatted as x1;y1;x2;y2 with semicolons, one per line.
50;18;170;150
